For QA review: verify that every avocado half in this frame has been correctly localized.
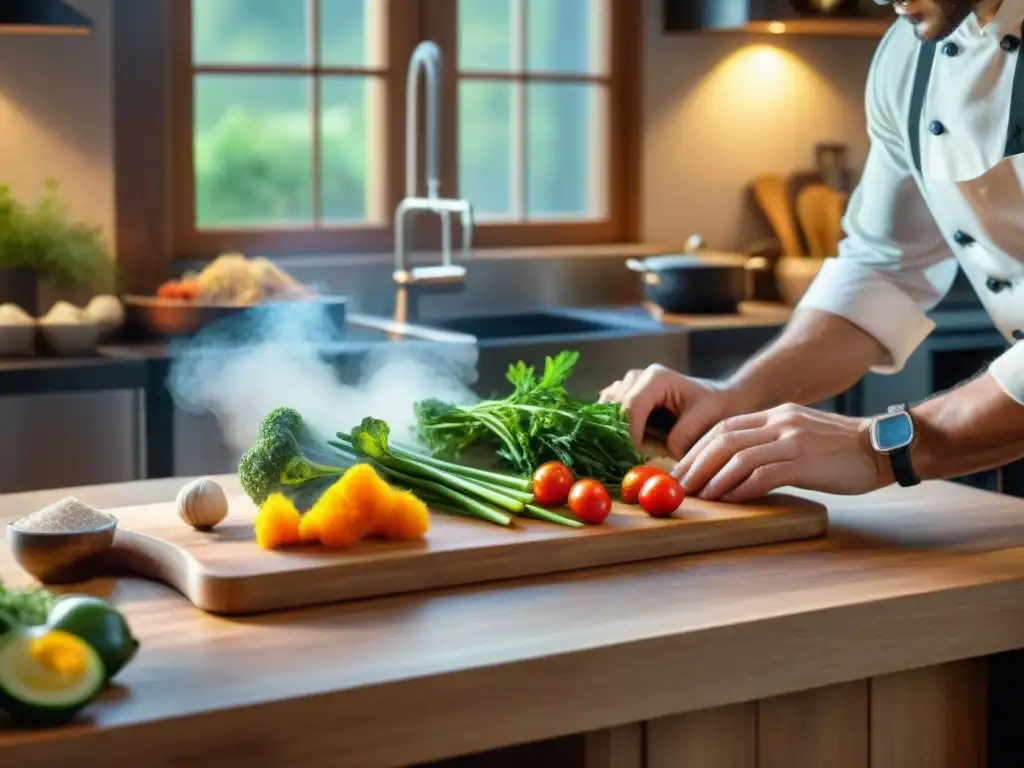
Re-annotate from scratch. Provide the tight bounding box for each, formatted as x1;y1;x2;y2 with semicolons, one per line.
0;626;106;725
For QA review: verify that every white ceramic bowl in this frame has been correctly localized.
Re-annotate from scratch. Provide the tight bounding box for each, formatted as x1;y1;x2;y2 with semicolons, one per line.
0;325;36;357
37;322;100;356
776;256;826;307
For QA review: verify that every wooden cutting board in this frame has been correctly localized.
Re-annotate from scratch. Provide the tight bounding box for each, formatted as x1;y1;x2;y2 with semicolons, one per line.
98;475;828;616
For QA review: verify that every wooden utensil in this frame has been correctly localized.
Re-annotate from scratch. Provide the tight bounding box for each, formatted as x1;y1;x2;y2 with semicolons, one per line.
89;475;828;615
751;174;804;258
795;184;847;258
787;170;824;254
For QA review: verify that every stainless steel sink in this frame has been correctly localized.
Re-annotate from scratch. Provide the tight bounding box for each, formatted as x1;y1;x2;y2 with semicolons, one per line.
423;308;691;398
428;309;629;341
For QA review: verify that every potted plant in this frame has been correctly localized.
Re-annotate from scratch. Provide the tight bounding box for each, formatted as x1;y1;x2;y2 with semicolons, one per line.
0;180;114;315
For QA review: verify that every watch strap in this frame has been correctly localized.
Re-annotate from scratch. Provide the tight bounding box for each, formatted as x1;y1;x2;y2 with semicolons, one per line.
883;405;920;488
889;445;920;488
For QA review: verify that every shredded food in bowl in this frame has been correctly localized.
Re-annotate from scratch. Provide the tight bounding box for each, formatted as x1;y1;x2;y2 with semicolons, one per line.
184;253;312;306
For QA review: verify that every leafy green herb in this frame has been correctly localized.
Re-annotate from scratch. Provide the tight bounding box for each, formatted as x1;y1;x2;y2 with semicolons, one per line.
414;350;645;484
0;180;115;290
0;582;55;631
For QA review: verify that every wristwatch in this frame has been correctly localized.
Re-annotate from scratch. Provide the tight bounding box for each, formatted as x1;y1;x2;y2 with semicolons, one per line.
869;404;920;487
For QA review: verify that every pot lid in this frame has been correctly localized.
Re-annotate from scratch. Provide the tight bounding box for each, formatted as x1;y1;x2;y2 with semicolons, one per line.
0;1;92;35
642;252;749;269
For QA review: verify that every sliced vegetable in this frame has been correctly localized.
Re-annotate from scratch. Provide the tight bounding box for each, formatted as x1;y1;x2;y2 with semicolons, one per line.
621;465;668;505
638;474;685;518
0;626;106;725
568;479;612;525
532;461;575;507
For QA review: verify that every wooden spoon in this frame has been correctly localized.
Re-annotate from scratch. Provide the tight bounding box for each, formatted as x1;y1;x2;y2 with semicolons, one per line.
795;184;847;258
751;173;804;258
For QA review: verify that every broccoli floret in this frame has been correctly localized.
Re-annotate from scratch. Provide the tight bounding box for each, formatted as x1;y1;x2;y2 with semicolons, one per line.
238;407;351;505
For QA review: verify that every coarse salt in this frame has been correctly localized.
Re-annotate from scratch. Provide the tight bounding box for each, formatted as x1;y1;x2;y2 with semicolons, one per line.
12;497;115;533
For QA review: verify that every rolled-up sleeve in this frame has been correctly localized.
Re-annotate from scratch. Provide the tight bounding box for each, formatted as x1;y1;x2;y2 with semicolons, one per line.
989;344;1024;405
796;26;958;374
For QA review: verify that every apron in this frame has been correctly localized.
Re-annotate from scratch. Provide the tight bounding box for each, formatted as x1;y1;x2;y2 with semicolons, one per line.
909;31;1024;344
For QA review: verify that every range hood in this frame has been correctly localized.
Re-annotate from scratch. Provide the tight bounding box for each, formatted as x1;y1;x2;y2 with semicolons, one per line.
665;0;894;36
0;0;92;35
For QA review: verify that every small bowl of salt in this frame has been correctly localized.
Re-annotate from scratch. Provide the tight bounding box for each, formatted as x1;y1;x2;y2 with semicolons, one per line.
7;497;118;585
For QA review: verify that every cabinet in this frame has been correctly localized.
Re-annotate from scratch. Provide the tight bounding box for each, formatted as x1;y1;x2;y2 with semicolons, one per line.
663;0;893;35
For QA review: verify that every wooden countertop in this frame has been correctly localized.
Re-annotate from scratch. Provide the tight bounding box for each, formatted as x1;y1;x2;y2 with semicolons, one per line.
4;477;1024;767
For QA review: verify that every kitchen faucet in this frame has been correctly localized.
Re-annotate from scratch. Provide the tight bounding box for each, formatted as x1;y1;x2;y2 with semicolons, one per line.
393;40;474;325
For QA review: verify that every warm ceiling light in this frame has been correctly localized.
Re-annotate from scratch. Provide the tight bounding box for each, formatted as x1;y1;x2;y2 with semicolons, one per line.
767;21;786;34
0;0;92;36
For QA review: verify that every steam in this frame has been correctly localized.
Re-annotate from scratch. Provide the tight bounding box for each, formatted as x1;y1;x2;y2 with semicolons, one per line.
166;301;479;458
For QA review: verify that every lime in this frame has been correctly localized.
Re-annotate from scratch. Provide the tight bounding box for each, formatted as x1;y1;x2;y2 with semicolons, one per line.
46;595;140;681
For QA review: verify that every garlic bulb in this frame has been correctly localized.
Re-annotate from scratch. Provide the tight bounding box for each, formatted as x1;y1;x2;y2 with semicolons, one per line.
176;478;228;531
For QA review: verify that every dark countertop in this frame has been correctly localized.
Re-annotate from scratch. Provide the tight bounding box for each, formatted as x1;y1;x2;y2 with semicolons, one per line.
0;302;999;388
0;352;146;395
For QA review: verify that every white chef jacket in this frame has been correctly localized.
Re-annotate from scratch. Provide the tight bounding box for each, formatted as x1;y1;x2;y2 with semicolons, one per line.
798;0;1024;405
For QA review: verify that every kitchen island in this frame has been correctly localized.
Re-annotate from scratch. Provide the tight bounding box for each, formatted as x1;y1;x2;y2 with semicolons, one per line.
2;477;1023;767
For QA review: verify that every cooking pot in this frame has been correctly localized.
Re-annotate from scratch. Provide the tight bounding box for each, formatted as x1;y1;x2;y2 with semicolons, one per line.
627;235;768;315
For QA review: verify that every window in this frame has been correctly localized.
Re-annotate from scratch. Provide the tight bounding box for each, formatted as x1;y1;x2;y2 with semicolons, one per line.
453;1;608;221
170;0;639;258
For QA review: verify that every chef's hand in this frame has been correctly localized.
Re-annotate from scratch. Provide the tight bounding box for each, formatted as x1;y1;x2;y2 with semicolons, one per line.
599;364;755;458
670;403;893;502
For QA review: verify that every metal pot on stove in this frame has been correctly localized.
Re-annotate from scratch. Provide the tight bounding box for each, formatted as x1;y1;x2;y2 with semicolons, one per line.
627;235;770;315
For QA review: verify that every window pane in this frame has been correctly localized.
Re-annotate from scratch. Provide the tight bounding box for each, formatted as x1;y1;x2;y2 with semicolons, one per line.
192;0;310;66
459;81;514;217
194;75;313;227
321;76;383;222
320;0;384;67
526;0;605;74
526;82;604;218
458;0;513;72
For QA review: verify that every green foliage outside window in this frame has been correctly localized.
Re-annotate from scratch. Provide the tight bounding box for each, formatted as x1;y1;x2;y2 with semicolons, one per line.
192;0;599;229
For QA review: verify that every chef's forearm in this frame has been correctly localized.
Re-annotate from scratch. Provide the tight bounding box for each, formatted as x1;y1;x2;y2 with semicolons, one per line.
910;373;1024;481
726;309;889;410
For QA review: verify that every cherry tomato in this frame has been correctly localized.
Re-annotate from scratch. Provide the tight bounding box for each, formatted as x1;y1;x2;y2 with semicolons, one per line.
620;465;668;505
568;479;612;525
532;461;575;507
638;474;684;518
156;280;182;300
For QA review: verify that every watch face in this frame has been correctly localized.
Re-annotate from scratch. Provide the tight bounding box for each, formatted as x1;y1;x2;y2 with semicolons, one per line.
871;412;914;452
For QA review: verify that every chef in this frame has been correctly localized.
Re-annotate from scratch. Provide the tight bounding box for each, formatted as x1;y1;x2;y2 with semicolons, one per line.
601;0;1024;502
